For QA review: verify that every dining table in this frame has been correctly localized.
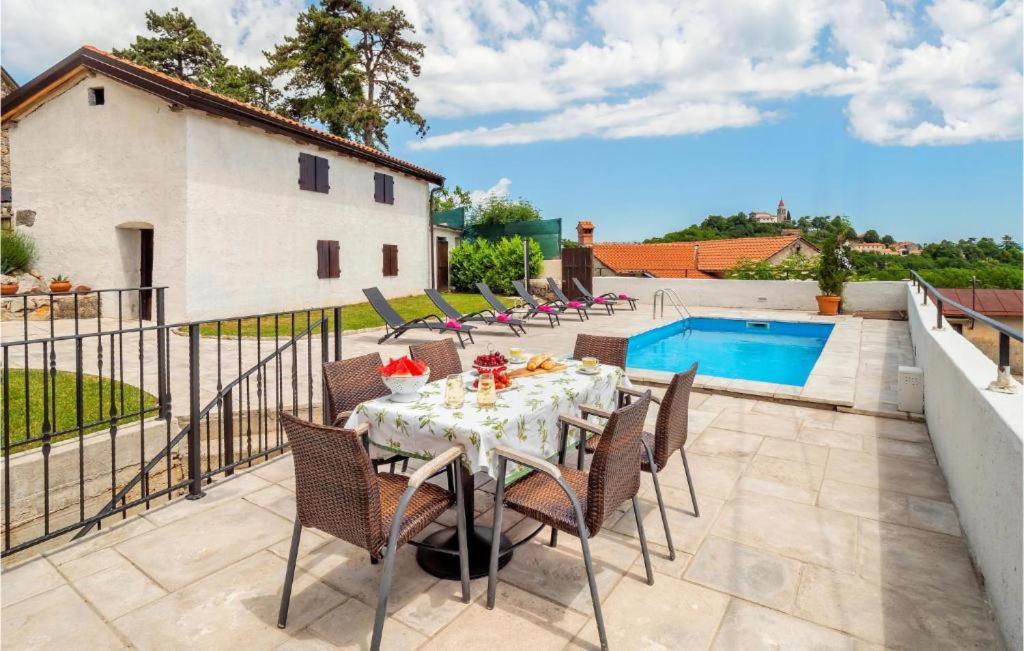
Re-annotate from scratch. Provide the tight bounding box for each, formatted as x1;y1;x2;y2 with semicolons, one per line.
345;357;630;580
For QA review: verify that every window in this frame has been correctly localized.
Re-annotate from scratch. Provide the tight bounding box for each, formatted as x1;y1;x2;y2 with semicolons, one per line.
316;240;340;279
382;244;398;277
299;153;330;193
374;172;394;204
88;87;105;105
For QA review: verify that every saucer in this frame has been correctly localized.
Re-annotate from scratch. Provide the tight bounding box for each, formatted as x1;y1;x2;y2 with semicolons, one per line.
577;367;601;376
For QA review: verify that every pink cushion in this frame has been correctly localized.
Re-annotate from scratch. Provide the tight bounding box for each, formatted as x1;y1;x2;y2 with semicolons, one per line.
537;305;554;313
618;293;631;300
445;319;462;330
594;297;606;304
496;313;511;323
567;301;584;308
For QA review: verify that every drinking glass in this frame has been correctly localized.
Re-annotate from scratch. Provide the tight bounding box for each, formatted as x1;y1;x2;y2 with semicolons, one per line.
444;374;465;408
477;371;497;408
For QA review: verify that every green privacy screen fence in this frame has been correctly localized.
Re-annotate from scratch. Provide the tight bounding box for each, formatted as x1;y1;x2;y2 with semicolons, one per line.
430;210;563;260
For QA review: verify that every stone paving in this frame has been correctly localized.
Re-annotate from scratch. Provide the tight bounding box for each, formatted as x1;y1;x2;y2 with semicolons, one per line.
1;390;1003;650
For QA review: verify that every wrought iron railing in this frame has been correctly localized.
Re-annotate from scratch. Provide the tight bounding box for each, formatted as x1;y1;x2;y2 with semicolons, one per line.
1;294;343;557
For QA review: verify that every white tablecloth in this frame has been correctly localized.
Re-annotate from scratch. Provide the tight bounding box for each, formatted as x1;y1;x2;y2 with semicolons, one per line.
345;360;628;480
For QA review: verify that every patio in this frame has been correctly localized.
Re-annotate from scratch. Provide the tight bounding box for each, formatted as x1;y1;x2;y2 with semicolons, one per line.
2;386;1001;649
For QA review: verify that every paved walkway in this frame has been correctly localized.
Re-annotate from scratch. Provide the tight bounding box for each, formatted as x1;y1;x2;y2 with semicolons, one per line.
1;390;1001;649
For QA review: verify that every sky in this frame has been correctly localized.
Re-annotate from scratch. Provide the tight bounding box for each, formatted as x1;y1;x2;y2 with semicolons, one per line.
2;0;1022;243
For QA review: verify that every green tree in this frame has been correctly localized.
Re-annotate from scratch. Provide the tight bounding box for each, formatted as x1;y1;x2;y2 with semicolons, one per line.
209;63;281;109
862;229;880;243
449;237;542;294
817;233;851;297
432;186;472;212
471;197;541;226
881;234;895;245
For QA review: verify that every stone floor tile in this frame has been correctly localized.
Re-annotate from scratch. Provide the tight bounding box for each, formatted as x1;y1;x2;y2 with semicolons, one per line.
267;527;331;560
757;437;830;466
392;575;488;637
612;494;723;554
297;538;439;616
113;551;344;651
2;584;124;650
493;526;638;614
712;492;858;572
798;425;863;451
45;515;156;567
690;427;765;461
569;575;730;650
655;452;745;501
734;475;817;505
685;536;801;610
278;598;427;651
857;519;980;597
622;547;693;581
817;479;909;525
825;449;949;501
831;412;930;443
142;472;273;527
118;498;292;591
710;409;800;440
687;408;719;436
701;394;757;414
55;546;125;582
743;455;824;493
425;582;588;651
906;495;961;537
862;435;936;464
73;556;167;619
251;456;296;484
794;564;999;648
1;556;66;607
245;483;299;521
711;598;855;650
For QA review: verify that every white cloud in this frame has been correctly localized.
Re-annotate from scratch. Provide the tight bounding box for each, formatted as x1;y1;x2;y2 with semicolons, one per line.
469;177;512;204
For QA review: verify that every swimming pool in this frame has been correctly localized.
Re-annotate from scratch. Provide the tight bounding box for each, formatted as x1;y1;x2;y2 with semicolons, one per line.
627;318;834;387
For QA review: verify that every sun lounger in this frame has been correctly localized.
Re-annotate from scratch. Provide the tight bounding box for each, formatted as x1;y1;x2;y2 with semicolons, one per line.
363;287;475;348
425;288;526;336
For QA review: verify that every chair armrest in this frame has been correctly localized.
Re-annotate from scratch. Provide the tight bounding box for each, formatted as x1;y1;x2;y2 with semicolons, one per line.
407;446;464;488
559;414;604;436
494;445;561;480
579;404;612;419
332;410;354;426
617;385;661;405
352;422;370;435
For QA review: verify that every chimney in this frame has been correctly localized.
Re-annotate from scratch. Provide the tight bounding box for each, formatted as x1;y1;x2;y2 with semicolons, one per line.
576;220;594;246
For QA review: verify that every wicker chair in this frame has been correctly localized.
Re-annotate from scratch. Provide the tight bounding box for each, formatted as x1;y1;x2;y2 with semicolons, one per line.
323;353;408;472
486;393;654;650
408;339;463;383
579;364;700;561
572;334;628;370
277;413;470;651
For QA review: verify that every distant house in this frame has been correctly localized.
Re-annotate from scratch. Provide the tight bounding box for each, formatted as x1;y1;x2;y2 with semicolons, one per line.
1;66;17;228
749;198;790;224
579;222;818;278
1;46;445;321
937;287;1022;374
850;240;920;256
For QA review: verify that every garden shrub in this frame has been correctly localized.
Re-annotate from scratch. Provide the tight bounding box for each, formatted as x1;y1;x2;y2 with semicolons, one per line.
449;236;543;294
0;229;38;276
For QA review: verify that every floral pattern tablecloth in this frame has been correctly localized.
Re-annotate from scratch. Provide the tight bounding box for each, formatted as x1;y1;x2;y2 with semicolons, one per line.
344;360;628;481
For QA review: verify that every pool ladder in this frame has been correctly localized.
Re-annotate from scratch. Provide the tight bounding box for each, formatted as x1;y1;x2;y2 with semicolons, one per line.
652;288;693;321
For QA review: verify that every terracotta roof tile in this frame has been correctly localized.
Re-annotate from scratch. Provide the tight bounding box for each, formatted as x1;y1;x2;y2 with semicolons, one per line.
577;220;594;228
592;235;815;277
693;235;813;271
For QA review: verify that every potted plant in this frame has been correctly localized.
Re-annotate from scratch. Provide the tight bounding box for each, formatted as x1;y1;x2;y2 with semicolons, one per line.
1;278;18;295
49;274;72;293
815;234;850;316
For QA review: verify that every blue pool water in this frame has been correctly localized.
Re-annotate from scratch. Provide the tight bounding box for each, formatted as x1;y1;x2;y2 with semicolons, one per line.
628;318;833;386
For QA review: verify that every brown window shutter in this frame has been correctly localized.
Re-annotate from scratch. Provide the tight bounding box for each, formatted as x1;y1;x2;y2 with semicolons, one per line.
382;244;389;275
316;240;328;278
299;153;316;191
328;241;340;278
385;174;395;204
315;156;330;193
382;244;398;276
374;173;384;203
392;245;398;275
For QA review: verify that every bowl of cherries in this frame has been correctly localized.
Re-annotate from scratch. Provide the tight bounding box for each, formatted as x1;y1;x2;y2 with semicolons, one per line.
472;352;512;391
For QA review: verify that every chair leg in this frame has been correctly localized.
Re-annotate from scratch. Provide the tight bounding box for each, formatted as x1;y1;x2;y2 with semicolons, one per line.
454;462;471;603
401;458;409;472
370;546;398;651
549;527;558;548
632;496;654;585
649;469;676;561
681;449;700;517
487;458;508;609
577;431;586;471
277;519;303;628
579;533;609;650
446;466;455;494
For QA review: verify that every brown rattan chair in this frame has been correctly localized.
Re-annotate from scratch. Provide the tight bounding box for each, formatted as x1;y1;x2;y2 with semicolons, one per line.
572;334;628;370
579;364;700;561
486;392;654;650
277;412;470;651
323;353;408;472
408;339;463;383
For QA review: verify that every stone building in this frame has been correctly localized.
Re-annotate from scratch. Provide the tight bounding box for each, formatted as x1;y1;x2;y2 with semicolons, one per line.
1;66;17;229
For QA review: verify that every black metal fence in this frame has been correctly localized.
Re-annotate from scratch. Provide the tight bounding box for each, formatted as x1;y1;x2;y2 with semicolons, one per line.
1;289;343;557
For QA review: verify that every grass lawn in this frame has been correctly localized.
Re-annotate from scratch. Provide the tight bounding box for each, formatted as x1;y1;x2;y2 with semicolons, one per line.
195;292;515;338
4;369;158;450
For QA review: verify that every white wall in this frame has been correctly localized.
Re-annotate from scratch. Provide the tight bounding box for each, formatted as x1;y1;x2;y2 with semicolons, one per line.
183;111;432;320
593;276;907;313
8;75;188;318
906;284;1022;649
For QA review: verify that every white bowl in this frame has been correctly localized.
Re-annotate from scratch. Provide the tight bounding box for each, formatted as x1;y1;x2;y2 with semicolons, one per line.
382;372;430;402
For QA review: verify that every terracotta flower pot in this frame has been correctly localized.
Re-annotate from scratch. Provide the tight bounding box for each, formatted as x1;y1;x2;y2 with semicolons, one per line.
1;283;18;296
49;281;72;293
816;295;841;316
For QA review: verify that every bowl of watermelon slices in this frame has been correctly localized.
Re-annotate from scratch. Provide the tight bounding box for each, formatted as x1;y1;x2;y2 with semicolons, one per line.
379;356;430;402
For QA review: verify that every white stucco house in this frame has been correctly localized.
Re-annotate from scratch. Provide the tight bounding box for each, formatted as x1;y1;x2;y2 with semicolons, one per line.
1;46;446;322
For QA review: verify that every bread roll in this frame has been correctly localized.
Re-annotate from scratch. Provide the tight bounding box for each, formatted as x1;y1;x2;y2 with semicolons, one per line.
526;354;548;371
540;358;557;370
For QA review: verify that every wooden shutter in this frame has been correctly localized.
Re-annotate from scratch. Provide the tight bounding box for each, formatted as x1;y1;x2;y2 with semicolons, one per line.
299;153;316;191
328;241;340;278
382;244;398;276
374;173;384;203
316;240;328;278
315;156;330;193
384;174;395;204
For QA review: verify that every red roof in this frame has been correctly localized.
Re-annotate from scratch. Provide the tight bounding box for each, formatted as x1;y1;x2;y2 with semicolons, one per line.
592;235;815;278
937;288;1023;318
577;220;594;229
